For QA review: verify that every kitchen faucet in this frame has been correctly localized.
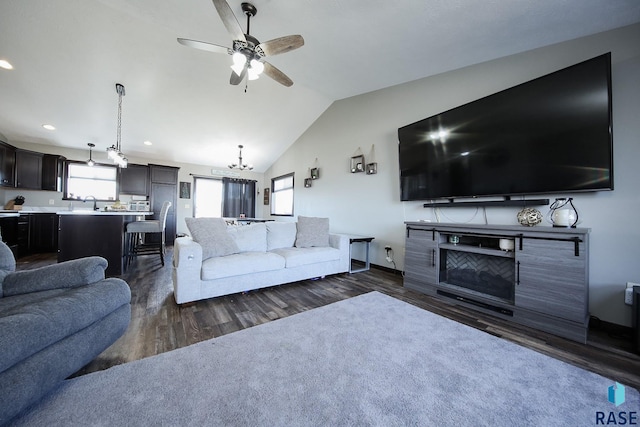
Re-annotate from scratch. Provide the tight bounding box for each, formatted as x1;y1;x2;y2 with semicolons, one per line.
83;195;98;211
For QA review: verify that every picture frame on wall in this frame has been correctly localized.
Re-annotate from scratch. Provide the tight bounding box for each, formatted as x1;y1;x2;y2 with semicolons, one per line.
350;155;365;173
304;178;312;188
179;181;191;199
263;188;270;205
310;168;320;179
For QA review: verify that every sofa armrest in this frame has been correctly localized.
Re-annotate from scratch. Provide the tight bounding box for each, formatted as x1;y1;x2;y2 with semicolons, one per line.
2;256;108;297
329;233;350;272
173;236;203;269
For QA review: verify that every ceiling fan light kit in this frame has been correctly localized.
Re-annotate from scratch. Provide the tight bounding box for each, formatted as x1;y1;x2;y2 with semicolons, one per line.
178;0;304;88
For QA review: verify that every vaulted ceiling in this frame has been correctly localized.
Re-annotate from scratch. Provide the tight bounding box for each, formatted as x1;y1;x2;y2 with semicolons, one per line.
1;0;639;171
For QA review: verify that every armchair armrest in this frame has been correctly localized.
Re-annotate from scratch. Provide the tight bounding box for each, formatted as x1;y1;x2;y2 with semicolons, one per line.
2;256;108;297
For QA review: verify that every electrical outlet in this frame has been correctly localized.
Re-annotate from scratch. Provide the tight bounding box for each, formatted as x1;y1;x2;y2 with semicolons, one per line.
384;246;393;263
48;199;55;205
625;287;634;305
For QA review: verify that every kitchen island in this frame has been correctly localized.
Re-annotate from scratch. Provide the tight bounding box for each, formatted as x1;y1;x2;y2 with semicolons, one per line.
58;210;152;276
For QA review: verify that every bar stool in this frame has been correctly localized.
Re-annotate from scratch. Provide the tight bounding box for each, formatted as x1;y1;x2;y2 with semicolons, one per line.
125;201;171;269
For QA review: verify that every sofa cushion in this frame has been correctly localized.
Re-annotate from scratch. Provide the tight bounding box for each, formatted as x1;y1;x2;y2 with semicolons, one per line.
295;216;330;248
201;252;286;281
270;246;341;268
185;217;239;260
266;222;297;250
228;223;267;253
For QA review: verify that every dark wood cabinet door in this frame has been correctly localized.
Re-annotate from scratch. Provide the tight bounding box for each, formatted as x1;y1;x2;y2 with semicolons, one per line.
15;149;43;189
30;213;58;253
0;216;18;257
149;182;177;245
119;164;149;196
0;142;16;187
41;155;65;192
150;164;179;184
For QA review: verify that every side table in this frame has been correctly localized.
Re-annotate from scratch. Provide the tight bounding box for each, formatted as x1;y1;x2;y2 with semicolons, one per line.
346;235;375;273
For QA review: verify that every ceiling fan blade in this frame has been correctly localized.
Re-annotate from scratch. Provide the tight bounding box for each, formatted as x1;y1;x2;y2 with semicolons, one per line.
256;35;304;57
230;65;247;85
177;38;230;55
263;62;293;87
212;0;246;43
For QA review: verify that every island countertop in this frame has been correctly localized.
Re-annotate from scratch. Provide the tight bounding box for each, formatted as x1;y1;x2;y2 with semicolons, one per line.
57;210;153;216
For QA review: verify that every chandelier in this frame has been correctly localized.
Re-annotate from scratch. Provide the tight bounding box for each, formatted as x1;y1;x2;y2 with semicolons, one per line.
106;83;128;168
228;145;253;170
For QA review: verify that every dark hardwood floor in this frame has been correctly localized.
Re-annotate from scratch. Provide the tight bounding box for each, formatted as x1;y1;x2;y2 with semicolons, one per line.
17;249;640;389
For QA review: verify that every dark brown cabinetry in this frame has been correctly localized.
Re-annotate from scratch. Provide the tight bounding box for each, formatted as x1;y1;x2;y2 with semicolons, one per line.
29;213;58;253
0;142;16;187
15;149;43;189
119;164;149;196
42;154;66;192
403;222;590;342
0;216;18;257
15;213;58;257
149;164;179;245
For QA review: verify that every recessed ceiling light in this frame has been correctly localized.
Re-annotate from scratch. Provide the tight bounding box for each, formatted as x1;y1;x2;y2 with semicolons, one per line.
0;60;13;70
42;124;56;130
143;140;152;146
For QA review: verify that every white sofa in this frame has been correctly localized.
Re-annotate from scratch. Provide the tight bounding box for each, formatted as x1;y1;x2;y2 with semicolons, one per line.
172;217;350;304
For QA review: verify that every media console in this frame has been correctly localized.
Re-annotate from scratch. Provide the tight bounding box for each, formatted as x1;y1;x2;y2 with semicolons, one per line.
403;222;590;343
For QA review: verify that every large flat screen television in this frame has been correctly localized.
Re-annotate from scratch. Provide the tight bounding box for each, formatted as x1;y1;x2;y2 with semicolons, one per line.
398;53;613;202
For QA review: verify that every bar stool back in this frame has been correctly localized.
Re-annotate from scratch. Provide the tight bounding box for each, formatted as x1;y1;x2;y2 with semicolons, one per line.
125;201;171;269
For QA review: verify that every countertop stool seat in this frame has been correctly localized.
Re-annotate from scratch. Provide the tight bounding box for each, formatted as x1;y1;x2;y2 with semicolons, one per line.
125;201;171;269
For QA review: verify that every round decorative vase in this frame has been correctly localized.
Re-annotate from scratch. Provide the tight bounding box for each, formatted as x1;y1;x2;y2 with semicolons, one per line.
517;208;543;227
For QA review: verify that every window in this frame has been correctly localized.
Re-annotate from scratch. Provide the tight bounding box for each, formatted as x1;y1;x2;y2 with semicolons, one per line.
193;177;223;218
64;162;118;201
271;173;294;216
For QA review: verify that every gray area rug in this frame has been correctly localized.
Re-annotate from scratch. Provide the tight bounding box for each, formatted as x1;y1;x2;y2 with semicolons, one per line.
11;291;639;426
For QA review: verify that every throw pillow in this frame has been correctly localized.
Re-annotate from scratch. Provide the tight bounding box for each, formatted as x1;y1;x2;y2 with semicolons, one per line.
266;221;297;250
185;217;239;260
228;223;267;252
295;216;330;248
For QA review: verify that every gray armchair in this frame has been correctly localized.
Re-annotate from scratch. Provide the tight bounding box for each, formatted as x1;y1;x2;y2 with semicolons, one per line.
0;240;131;425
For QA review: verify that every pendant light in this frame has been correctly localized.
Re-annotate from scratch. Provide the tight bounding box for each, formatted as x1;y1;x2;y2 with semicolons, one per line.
86;143;95;166
106;83;128;168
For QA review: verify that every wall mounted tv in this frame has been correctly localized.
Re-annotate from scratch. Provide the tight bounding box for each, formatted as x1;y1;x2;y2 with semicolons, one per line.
398;53;613;203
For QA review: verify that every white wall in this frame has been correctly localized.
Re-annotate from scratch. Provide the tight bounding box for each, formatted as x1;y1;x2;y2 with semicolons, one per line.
0;141;264;237
262;23;640;327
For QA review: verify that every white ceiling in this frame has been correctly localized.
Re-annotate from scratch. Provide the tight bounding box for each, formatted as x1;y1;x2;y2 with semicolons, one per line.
1;0;639;172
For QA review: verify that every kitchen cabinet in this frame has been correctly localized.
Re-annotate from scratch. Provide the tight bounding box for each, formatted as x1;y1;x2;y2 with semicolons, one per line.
42;154;66;192
0;141;16;187
15;149;43;189
0;215;18;258
17;215;30;258
150;164;178;184
149;164;179;245
29;213;58;253
119;164;149;196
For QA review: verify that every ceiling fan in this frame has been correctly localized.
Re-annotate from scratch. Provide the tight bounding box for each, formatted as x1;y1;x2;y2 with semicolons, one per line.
178;0;304;87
